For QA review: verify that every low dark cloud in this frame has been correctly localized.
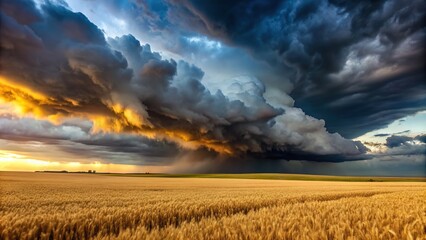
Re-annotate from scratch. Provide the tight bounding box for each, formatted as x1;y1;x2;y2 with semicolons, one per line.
386;135;414;148
374;133;390;137
168;133;425;175
382;134;426;157
416;134;426;143
396;130;410;134
374;130;410;137
169;150;425;177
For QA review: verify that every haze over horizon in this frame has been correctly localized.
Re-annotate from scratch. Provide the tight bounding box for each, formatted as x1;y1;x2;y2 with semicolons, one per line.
0;0;425;176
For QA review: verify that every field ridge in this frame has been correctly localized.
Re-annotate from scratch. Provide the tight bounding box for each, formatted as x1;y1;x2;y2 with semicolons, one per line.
140;191;389;232
112;190;425;240
100;173;426;182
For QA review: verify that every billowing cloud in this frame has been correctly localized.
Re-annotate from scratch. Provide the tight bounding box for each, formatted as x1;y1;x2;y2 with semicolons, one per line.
160;0;426;138
415;134;426;143
382;134;426;156
0;0;368;164
386;135;413;148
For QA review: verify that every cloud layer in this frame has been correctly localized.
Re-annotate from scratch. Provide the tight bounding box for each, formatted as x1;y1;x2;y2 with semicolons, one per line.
0;0;369;162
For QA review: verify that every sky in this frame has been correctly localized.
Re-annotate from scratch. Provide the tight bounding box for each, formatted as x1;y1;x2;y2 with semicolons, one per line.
0;0;425;176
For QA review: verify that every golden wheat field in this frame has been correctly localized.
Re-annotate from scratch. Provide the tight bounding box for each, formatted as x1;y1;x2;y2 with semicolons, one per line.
0;172;425;240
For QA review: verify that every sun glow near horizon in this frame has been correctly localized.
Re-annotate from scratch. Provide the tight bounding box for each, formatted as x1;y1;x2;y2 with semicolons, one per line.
0;150;169;173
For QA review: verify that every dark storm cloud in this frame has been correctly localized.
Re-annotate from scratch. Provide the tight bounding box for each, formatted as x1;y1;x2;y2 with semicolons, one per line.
56;138;179;165
61;1;425;139
166;0;426;138
416;134;426;143
386;135;413;148
383;134;426;156
246;148;370;163
0;0;368;164
374;133;390;137
396;130;410;134
170;149;425;176
168;133;424;175
108;34;365;157
75;134;178;158
374;130;410;137
0;0;132;118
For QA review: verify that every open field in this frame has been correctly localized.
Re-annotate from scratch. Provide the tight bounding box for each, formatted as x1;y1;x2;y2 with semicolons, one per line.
1;172;425;240
100;173;426;182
